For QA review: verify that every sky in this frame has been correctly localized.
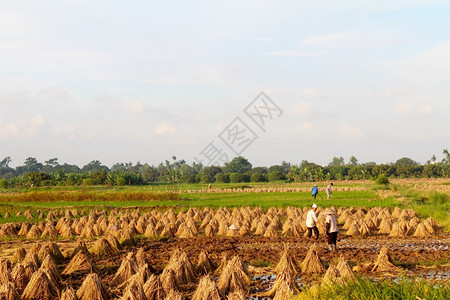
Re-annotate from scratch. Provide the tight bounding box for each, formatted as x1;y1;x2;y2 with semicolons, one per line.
1;0;449;168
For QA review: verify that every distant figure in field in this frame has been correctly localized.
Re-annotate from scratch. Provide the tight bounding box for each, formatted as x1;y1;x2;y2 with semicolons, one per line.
326;182;333;199
306;203;319;240
324;207;338;250
311;184;318;200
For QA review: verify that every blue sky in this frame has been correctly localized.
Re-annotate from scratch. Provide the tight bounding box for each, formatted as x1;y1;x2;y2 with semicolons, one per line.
1;0;449;168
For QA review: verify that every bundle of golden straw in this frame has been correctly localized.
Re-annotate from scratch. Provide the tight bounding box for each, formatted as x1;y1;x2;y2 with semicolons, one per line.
299;244;325;274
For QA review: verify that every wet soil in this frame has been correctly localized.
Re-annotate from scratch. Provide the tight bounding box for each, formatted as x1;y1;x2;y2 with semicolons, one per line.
1;234;448;298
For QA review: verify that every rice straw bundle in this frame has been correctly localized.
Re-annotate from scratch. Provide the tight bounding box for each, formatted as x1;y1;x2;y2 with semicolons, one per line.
321;263;343;286
413;223;430;237
160;226;175;238
12;247;26;263
217;221;229;236
159;268;177;293
342;217;354;230
70;240;90;258
111;252;138;286
121;279;146;300
192;275;221;300
389;222;405;237
372;246;399;273
63;250;96;275
24;210;34;220
38;242;64;263
226;290;246;300
0;259;12;285
345;223;360;236
91;238;120;256
423;218;436;234
254;222;266;236
265;271;298;298
12;263;30;293
239;225;250;236
18;223;30;236
60;286;77;300
217;256;251;297
377;218;393;234
22;251;40;269
0;282;20;300
26;224;42;239
143;274;165;300
299;244;325;274
76;273;110;300
263;225;278;238
39;255;62;289
196;250;215;275
21;270;59;300
164;290;184;300
336;255;355;281
274;248;298;276
204;224;215;237
359;222;371;236
406;223;417;236
80;225;96;238
144;224;158;237
214;252;230;276
165;249;196;285
41;223;59;238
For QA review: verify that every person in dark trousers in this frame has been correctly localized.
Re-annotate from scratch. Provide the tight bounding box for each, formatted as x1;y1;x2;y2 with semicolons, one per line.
324;207;338;250
311;184;319;200
306;203;319;240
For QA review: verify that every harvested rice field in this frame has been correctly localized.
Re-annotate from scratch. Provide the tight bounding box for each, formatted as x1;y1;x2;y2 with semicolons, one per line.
0;201;448;299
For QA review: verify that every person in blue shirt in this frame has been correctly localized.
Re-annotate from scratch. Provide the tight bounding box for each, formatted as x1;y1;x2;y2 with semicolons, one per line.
312;184;318;199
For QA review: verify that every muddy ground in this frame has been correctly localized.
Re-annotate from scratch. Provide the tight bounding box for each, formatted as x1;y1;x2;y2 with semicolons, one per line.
1;234;449;298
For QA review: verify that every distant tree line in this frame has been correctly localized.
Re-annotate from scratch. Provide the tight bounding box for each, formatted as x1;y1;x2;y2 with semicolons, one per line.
0;150;449;188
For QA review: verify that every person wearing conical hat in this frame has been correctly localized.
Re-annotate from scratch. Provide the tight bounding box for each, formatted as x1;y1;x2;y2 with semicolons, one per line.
324;207;338;251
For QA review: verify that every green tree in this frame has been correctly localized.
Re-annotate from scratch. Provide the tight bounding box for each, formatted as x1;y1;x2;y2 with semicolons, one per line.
328;157;345;167
43;158;59;173
229;173;244;183
423;164;443;178
395;157;417;166
268;171;285;182
224;157;252;173
349;156;358;167
82;160;109;173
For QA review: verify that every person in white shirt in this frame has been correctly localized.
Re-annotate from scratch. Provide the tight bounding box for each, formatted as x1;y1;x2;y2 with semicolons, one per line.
305;203;319;240
326;182;333;199
324;207;338;250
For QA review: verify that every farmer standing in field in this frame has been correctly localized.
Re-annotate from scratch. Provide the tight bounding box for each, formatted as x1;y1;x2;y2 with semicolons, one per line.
326;182;333;199
306;203;319;240
311;184;319;200
324;207;338;251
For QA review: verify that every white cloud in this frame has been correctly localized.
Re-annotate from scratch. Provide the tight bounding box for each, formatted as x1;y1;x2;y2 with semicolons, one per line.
122;99;145;115
154;122;177;136
294;102;312;116
396;103;433;116
301;32;359;47
53;125;95;140
340;125;365;139
0;10;33;38
266;49;325;57
299;122;312;132
251;37;273;41
300;88;320;99
0;89;30;104
201;30;238;38
0;115;45;139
